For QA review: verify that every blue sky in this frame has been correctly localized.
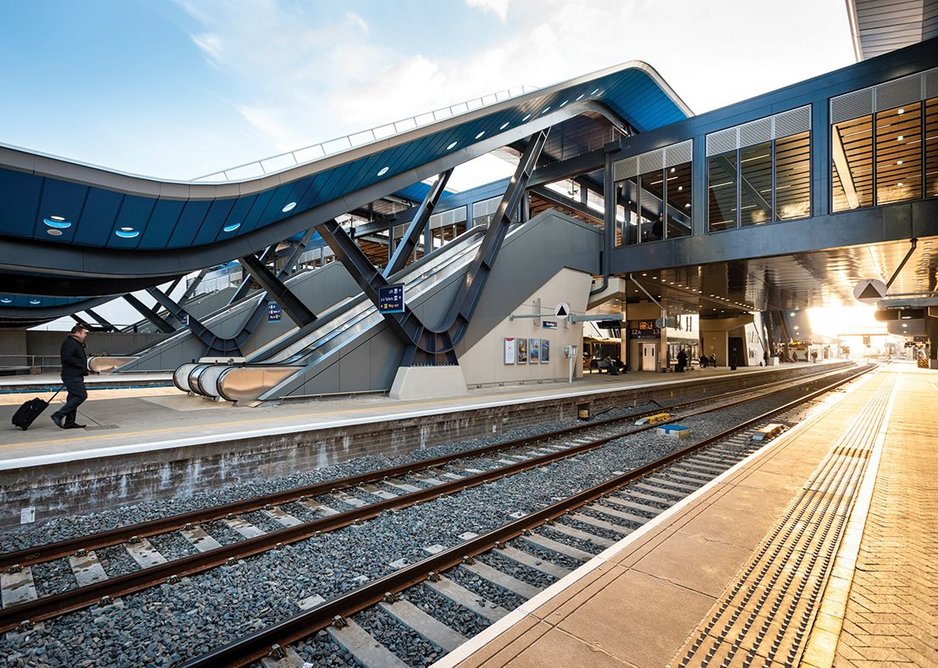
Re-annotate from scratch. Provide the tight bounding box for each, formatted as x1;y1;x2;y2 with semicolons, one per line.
1;0;856;181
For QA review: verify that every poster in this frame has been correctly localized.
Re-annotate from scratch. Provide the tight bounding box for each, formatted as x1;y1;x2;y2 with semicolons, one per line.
529;338;540;364
541;339;550;363
517;337;528;363
503;337;516;364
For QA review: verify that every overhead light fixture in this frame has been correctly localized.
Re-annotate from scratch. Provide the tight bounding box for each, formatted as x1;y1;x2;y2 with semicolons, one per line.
376;167;389;176
115;229;140;239
29;298;41;305
522;114;532;122
0;298;11;304
475;131;485;139
499;122;509;130
223;222;241;233
897;160;904;165
897;108;905;114
447;141;458;150
43;217;72;229
46;229;63;236
541;106;551;114
897;135;904;141
282;201;298;212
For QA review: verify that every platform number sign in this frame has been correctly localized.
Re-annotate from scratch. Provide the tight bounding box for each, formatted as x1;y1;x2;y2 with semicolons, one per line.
267;302;282;322
378;283;405;314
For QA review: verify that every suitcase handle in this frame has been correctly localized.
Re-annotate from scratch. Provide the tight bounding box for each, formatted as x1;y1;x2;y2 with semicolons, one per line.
49;385;65;402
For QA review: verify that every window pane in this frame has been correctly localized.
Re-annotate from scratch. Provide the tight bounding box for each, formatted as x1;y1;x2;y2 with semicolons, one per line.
775;131;811;220
876;103;922;204
925;98;938;197
740;142;773;226
832;115;873;212
639;170;664;242
621;180;639;245
708;152;737;231
665;162;692;238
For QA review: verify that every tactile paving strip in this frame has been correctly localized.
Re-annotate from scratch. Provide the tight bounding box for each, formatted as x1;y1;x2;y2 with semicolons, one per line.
673;377;896;667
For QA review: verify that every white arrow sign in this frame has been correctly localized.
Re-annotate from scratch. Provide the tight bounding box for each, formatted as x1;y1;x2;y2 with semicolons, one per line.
853;279;886;304
554;302;571;319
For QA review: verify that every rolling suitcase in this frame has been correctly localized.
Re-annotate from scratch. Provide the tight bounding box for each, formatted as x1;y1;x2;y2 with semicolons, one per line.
11;386;63;431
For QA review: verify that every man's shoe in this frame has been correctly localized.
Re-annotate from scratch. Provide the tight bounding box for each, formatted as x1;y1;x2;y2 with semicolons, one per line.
64;422;86;429
51;414;65;429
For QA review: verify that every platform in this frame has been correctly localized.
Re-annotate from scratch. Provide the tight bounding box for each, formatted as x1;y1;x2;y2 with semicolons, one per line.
440;362;937;667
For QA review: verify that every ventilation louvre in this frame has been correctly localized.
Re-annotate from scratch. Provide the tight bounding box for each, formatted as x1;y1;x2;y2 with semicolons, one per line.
614;140;693;180
706;105;811;155
831;66;937;122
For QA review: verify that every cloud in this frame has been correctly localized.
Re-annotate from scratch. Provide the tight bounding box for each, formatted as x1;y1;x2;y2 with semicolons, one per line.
191;32;223;62
465;0;510;22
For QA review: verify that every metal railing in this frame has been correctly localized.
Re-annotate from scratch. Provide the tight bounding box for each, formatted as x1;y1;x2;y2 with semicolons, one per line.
193;85;538;183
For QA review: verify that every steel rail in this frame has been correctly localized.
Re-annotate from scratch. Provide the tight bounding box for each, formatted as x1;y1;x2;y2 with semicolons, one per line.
0;365;859;633
0;363;849;572
179;364;874;667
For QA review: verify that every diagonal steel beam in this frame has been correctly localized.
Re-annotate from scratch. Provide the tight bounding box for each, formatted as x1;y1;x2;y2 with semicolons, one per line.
145;287;242;355
124;293;175;334
239;253;316;328
228;244;278;306
384;170;452;278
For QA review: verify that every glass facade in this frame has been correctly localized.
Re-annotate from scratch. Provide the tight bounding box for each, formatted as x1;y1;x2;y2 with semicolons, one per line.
832;95;937;212
617;161;692;245
708;131;811;232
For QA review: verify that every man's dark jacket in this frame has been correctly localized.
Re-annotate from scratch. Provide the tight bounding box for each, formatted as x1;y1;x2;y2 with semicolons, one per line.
60;335;88;378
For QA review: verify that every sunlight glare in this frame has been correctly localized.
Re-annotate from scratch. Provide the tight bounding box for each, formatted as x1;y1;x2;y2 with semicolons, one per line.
807;304;886;336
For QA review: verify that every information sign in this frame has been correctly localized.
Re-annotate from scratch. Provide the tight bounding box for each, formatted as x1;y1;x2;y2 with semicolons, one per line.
503;338;516;364
542;320;558;329
554;302;571;319
267;302;282;322
378;283;405;314
852;279;886;304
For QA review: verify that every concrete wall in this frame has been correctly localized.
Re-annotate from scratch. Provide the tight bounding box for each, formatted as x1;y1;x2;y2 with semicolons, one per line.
0;330;167;370
459;268;592;386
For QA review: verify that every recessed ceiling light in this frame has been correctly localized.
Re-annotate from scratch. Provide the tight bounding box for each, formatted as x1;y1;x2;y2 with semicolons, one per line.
0;298;11;304
897;135;904;141
677;185;683;191
559;100;568;107
376;167;389;176
475;131;485;139
29;298;41;305
46;229;63;236
897;160;904;165
670;167;675;173
641;273;647;276
541;106;551;114
592;88;600;95
897;108;905;114
115;229;140;239
223;222;241;233
447;141;458;150
120;226;133;232
43;217;72;229
282;201;297;212
499;122;509;130
898;182;905;187
684;203;691;208
522;114;531;121
576;94;584;101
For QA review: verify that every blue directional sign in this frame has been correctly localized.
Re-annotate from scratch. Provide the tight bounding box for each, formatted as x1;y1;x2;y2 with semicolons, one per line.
378;283;405;314
267;302;282;322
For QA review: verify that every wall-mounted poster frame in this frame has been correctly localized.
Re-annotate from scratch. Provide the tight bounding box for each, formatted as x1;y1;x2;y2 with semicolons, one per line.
503;337;516;364
529;338;540;364
541;339;550;363
517;338;528;363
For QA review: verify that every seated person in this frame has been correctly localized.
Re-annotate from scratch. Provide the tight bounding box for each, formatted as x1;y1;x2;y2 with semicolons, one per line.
699;354;708;368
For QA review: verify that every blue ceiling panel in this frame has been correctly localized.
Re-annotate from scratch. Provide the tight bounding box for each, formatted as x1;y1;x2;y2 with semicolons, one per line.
138;198;186;250
238;188;276;235
169;199;215;248
35;179;88;244
106;195;156;249
0;168;41;239
71;188;124;247
195;198;241;246
317;163;357;205
256;181;308;232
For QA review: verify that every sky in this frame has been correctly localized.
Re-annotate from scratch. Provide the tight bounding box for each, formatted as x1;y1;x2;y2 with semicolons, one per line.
0;0;857;183
1;0;860;330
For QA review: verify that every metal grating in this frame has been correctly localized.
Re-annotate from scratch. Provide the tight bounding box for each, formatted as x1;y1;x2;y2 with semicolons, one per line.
707;127;739;157
774;106;812;139
639;149;664;174
429;206;467;229
614;156;640;181
664;140;694;168
832;88;874;124
832;66;938;122
739;117;774;149
875;73;924;111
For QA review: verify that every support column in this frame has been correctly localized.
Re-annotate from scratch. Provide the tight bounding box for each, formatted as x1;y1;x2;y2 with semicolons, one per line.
384;169;452;278
928;310;938;369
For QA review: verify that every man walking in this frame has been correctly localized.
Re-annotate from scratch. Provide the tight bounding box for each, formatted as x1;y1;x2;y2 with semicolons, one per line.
51;324;89;429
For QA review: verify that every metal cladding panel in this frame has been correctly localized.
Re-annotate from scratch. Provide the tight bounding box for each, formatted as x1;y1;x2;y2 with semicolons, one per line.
72;188;123;247
238;188;276;235
168;199;214;248
195;198;238;246
0;168;41;239
256;183;302;232
139;199;186;249
35;179;88;243
106;195;155;250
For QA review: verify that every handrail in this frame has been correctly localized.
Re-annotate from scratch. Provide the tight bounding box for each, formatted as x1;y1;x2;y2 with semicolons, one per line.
193;85;538;183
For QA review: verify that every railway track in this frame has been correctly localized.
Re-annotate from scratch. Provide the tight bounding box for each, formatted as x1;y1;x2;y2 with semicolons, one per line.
0;364;867;653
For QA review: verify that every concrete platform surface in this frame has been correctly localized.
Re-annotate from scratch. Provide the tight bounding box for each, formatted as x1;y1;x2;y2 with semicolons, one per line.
0;364;801;469
439;363;936;668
